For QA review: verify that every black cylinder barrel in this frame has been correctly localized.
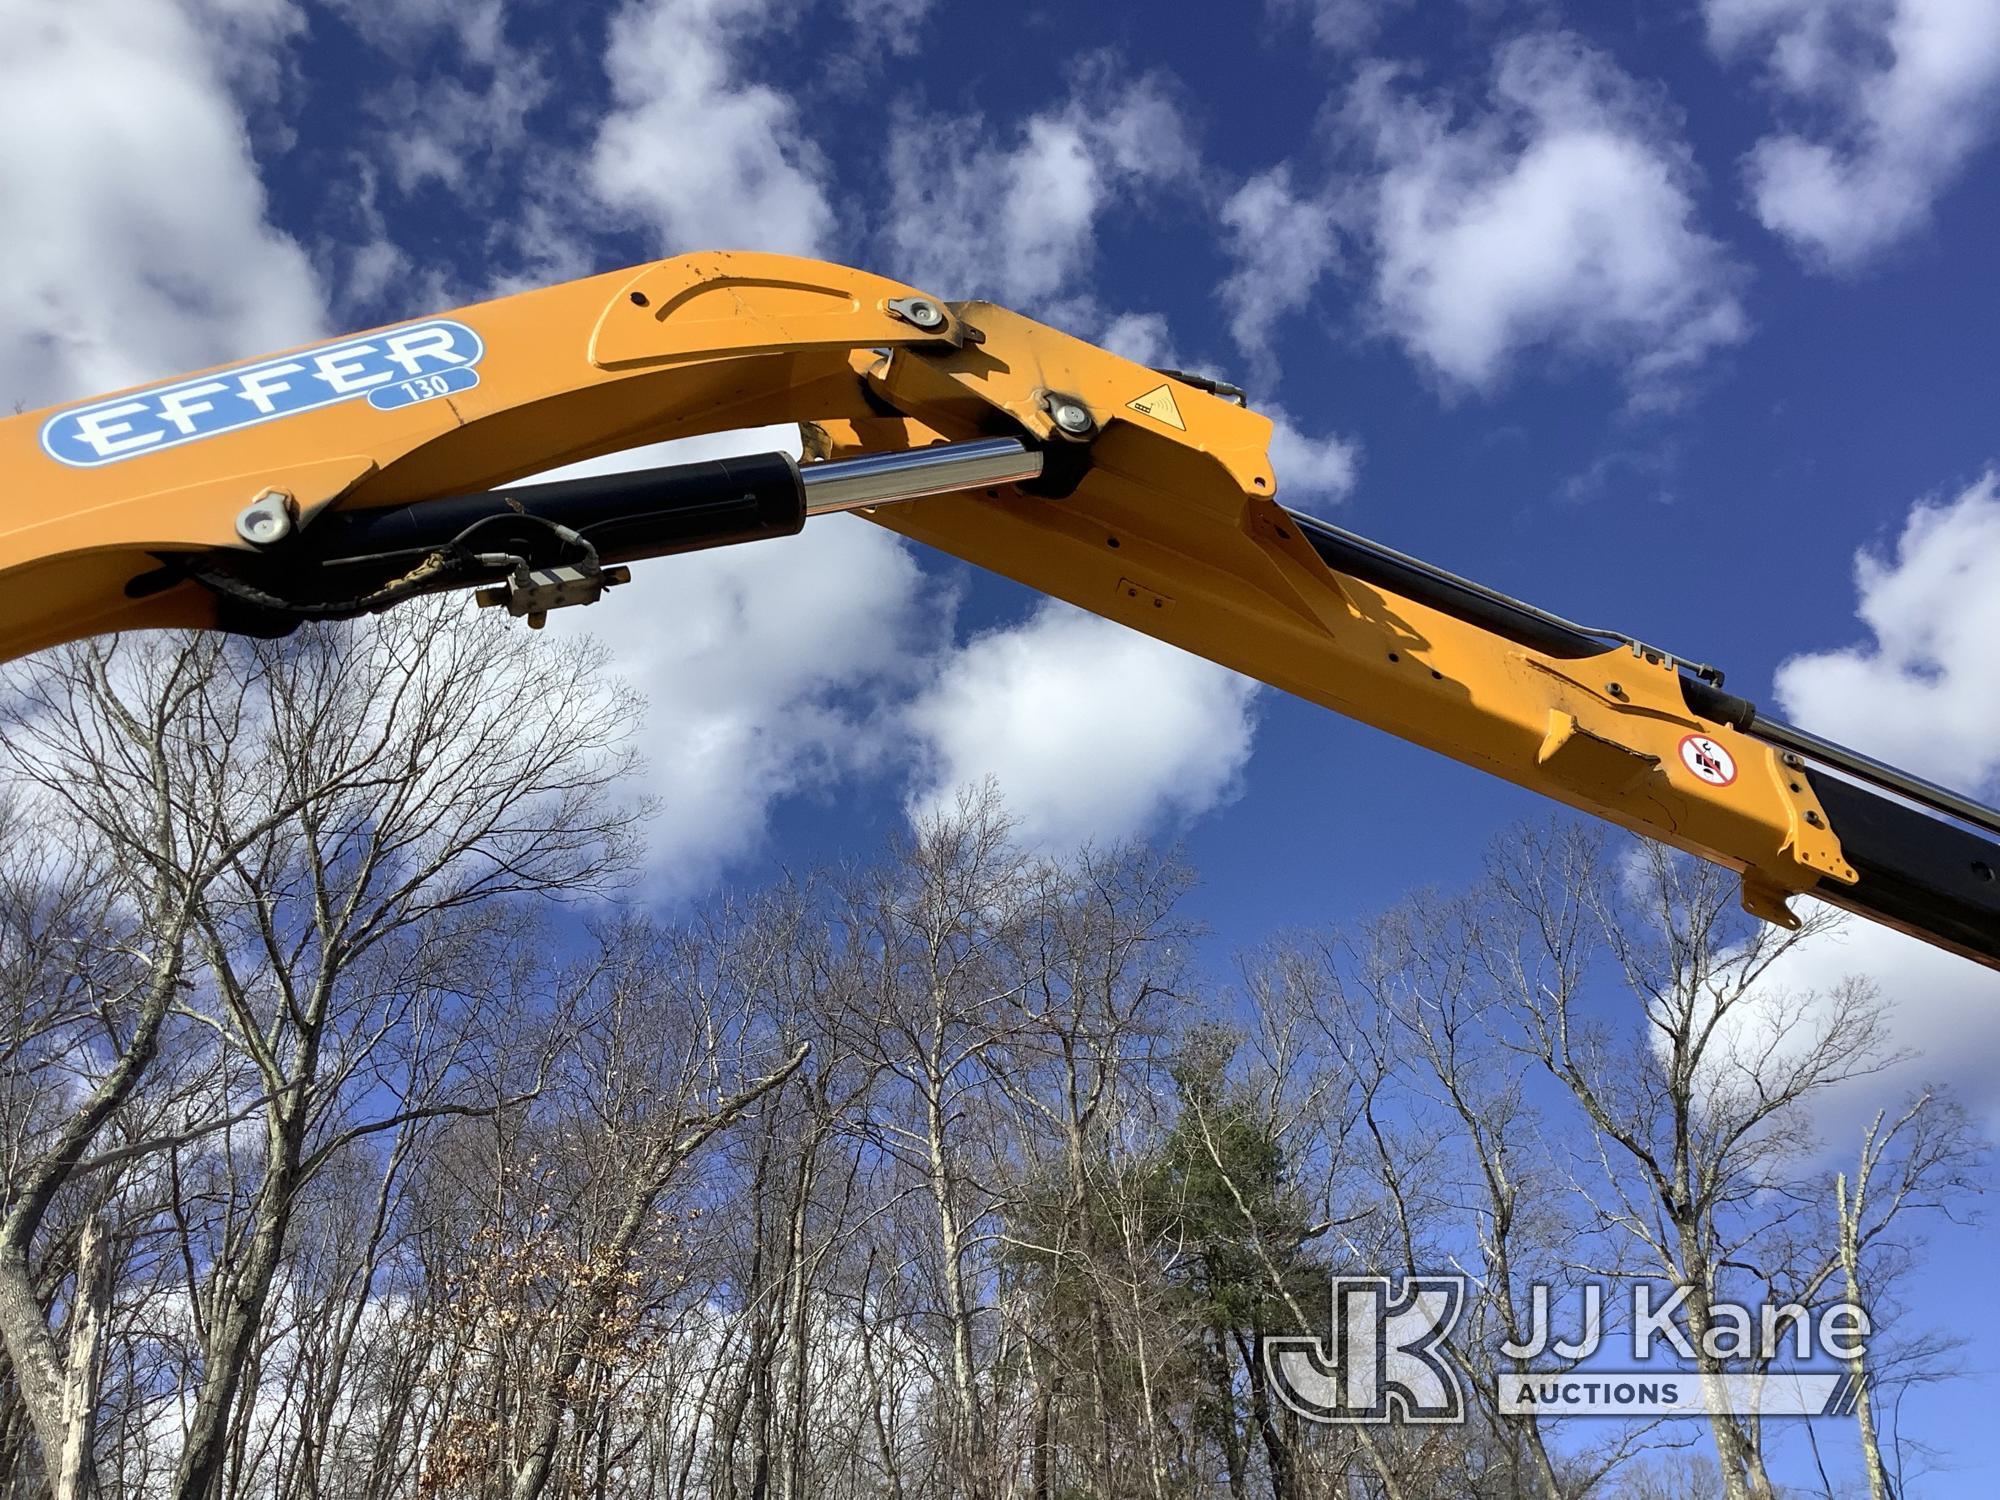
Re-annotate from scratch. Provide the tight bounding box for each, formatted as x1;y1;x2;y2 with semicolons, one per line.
311;451;807;567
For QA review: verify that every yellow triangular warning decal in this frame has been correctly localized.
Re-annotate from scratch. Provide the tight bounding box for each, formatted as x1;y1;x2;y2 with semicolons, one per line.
1125;383;1186;431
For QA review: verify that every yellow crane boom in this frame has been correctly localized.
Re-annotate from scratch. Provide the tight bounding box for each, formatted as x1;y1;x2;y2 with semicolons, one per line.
4;253;1995;966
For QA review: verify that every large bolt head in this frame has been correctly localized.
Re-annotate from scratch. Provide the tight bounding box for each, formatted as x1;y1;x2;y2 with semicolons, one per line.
889;296;946;330
1051;400;1092;434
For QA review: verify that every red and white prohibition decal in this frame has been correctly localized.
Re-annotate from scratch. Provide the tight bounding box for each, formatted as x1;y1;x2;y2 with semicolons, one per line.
1679;734;1737;787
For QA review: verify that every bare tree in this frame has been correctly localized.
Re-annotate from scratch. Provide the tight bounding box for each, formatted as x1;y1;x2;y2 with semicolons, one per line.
2;600;643;1499
838;784;1037;1500
5;647;1988;1500
988;840;1192;1498
1340;896;1646;1500
1475;824;1904;1500
1;634;265;1500
1832;1090;1985;1500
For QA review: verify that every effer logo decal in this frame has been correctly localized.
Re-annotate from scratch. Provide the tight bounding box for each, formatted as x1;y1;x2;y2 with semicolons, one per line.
40;320;485;468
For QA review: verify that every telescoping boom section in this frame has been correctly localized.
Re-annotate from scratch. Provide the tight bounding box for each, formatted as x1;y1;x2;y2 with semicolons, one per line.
2;253;1995;967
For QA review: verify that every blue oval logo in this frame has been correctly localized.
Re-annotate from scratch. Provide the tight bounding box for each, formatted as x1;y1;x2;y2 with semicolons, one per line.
40;320;486;468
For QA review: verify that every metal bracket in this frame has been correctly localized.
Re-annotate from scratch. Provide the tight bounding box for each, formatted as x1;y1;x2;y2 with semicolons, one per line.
885;296;946;331
235;489;295;548
476;563;632;628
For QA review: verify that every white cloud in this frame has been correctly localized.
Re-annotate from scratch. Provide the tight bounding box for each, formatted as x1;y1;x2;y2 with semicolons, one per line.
0;0;323;409
316;0;575;313
1271;0;1410;51
883;75;1196;311
330;0;834;310
1344;34;1747;398
1774;471;2000;796
525;430;1269;881
332;0;833;305
326;0;511;65
1706;0;2000;270
1707;903;2000;1146
185;0;309;105
903;601;1259;849
1267;406;1361;511
588;0;834;258
1097;311;1182;370
1218;167;1343;370
372;57;550;202
842;0;934;55
1759;474;2000;1140
527;428;950;896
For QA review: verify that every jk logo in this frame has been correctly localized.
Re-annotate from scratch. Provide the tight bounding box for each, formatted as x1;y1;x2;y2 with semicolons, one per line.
1266;1276;1467;1424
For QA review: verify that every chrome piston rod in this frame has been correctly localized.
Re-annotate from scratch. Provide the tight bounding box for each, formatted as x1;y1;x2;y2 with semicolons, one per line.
801;437;1043;514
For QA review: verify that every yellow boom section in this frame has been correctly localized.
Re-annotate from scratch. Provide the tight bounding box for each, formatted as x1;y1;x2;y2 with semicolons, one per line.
0;252;1886;949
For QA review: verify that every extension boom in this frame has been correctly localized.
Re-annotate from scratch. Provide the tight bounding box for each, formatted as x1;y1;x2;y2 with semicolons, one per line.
2;254;1995;966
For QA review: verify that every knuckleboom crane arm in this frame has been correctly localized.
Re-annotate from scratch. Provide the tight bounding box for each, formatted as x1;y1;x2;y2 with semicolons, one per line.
2;253;1995;966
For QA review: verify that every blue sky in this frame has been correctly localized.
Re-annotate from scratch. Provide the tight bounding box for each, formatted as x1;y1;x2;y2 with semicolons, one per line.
5;0;2000;1490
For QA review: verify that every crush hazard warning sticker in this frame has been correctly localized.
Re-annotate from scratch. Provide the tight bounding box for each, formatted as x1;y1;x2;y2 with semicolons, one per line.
1679;734;1738;787
1126;383;1186;431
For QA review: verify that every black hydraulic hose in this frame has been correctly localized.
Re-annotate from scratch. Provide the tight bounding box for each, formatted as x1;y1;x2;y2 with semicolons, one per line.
1289;510;1607;661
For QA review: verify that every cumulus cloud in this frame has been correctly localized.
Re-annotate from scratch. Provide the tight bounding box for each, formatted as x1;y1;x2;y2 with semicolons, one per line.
903;601;1259;849
842;0;934;54
1696;904;2000;1146
526;429;950;896
883;74;1196;312
325;0;513;65
1097;311;1183;370
332;0;837;310
588;0;834;257
0;0;323;409
185;0;309;104
370;55;550;203
1789;916;2000;1136
1754;472;2000;1136
313;0;579;315
1343;33;1747;398
1706;0;2000;270
1218;167;1343;371
1267;406;1362;511
526;430;1272;882
1774;471;2000;796
1270;0;1411;51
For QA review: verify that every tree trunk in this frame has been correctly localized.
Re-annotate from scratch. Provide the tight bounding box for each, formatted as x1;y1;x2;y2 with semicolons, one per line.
1204;1327;1246;1500
1235;1322;1296;1500
176;1105;306;1500
0;1237;71;1489
510;1047;805;1500
774;1138;818;1500
1027;1362;1053;1500
53;1216;112;1500
855;1254;907;1500
1125;1268;1168;1500
0;949;182;1486
925;1082;987;1500
1837;1172;1891;1500
1679;1265;1774;1500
